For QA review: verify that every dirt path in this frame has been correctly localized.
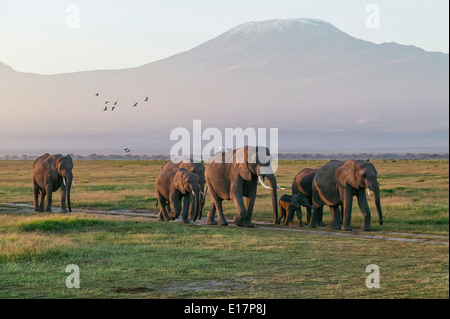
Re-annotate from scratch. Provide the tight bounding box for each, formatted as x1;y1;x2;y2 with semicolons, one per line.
2;203;448;246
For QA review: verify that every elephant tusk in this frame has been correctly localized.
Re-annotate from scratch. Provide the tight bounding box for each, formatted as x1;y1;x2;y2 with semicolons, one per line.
72;180;76;187
192;190;195;196
63;178;66;186
200;191;204;196
367;189;371;197
276;185;286;190
258;175;273;190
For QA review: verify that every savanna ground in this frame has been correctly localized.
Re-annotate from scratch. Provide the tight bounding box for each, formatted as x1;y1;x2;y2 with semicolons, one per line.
0;159;448;298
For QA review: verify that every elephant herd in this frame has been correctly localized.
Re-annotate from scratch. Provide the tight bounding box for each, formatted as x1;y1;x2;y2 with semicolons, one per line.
32;146;383;231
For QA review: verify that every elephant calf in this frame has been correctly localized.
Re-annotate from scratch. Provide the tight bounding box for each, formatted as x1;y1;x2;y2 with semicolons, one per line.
155;168;201;223
278;194;312;226
160;158;206;221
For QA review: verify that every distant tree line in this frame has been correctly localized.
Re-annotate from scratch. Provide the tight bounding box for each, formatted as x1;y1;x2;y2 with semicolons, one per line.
1;153;448;161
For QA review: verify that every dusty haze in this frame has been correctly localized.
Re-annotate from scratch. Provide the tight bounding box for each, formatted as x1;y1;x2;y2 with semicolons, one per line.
0;19;448;155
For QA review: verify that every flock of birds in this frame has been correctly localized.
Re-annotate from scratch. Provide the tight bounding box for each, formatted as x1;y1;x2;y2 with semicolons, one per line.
95;92;150;154
96;93;149;111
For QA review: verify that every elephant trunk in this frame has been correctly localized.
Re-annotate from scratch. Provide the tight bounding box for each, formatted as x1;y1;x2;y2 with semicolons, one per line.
199;184;207;220
369;182;382;225
66;173;73;212
264;174;279;224
195;190;200;221
190;190;199;221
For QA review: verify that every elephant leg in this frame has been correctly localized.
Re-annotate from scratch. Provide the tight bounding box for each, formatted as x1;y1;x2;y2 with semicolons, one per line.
341;193;353;231
309;205;322;228
156;192;171;221
44;186;53;212
330;206;341;230
206;204;218;225
287;207;294;223
39;191;46;212
306;206;311;225
278;203;285;225
286;206;295;226
33;181;40;211
188;193;195;220
170;192;182;220
285;207;292;226
232;194;248;227
357;191;372;231
216;199;228;226
205;180;227;226
243;196;255;228
317;206;324;226
206;190;227;226
181;195;190;223
296;208;303;227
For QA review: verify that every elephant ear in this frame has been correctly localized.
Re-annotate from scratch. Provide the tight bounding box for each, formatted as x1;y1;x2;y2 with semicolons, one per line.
43;155;58;180
336;160;360;189
55;155;65;174
233;147;252;181
174;169;187;194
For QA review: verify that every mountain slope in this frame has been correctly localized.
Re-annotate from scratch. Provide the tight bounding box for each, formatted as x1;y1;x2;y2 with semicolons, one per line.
0;18;448;154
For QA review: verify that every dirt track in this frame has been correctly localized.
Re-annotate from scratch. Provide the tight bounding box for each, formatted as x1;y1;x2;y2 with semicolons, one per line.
2;203;448;246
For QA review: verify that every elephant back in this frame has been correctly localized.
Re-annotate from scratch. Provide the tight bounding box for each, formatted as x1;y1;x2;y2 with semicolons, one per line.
293;168;317;198
313;161;344;206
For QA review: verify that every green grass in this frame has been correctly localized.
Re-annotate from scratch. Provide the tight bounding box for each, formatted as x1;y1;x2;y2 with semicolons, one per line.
0;159;448;298
0;213;448;298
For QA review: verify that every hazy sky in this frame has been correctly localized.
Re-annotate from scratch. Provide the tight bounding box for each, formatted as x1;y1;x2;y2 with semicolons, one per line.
0;0;448;74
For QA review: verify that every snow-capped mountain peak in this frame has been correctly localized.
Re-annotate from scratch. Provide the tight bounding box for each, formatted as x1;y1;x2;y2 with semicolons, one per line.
226;18;333;36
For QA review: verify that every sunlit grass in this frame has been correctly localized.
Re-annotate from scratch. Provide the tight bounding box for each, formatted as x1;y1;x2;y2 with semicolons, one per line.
0;159;448;298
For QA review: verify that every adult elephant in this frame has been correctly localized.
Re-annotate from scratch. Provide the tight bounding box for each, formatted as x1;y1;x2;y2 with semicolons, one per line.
155;168;201;223
292;168;323;225
160;158;206;221
310;160;383;231
205;146;283;227
32;153;74;213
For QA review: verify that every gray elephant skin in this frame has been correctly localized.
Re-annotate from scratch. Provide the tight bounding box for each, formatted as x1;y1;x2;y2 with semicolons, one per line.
32;153;74;213
278;193;312;226
160;159;206;220
205;146;283;227
310;160;383;231
292;168;324;225
155;167;201;223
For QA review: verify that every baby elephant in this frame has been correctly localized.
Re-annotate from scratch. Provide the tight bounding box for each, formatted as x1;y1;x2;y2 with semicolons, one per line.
155;168;202;223
278;194;312;226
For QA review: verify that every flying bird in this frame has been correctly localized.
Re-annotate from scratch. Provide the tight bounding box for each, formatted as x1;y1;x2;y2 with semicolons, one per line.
133;103;138;107
105;101;109;104
112;106;115;111
114;101;117;105
103;107;107;111
144;97;148;101
124;148;131;153
95;93;99;96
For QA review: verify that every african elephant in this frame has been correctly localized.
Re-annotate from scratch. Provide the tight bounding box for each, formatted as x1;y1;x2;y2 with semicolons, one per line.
292;168;323;225
278;193;312;226
155;167;201;223
205;146;283;227
310;160;383;231
32;153;74;213
160;158;206;221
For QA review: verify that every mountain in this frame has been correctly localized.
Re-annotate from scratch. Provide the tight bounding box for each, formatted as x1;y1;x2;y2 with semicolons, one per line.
0;18;448;155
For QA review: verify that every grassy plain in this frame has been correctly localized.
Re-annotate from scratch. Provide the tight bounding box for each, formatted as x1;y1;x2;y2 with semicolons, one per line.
0;159;448;298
